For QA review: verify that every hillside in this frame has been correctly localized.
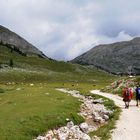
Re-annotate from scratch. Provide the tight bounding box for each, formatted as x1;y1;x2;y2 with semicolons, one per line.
0;25;47;58
0;43;116;84
71;37;140;75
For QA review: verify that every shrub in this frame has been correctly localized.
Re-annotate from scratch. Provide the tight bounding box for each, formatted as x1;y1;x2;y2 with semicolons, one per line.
0;88;4;93
9;59;14;67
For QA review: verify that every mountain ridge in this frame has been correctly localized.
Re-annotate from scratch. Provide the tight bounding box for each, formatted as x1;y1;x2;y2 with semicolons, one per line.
71;37;140;75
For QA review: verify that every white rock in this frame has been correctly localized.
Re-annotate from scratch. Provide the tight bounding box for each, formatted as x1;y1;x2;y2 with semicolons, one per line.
103;115;109;121
94;116;104;123
44;93;50;95
93;99;103;104
35;89;110;140
92;112;98;118
86;96;93;100
67;121;74;128
66;118;70;121
81;112;88;116
53;129;57;135
46;130;54;136
88;125;96;132
45;134;52;140
57;126;68;134
36;136;46;140
16;88;21;91
80;123;89;133
30;83;34;86
102;110;113;115
86;115;93;119
70;125;80;131
81;133;91;140
58;134;67;140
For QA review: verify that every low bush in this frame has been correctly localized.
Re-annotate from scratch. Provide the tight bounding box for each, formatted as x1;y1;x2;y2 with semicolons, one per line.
0;88;4;93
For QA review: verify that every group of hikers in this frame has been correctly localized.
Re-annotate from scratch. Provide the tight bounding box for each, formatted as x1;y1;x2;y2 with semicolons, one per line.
123;84;140;108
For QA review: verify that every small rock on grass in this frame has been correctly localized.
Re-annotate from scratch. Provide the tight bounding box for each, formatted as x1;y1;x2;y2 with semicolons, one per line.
36;136;46;140
93;99;103;104
66;118;70;121
16;88;21;91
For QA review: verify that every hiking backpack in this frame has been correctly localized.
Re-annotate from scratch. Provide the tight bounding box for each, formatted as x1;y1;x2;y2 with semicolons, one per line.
138;88;140;95
125;90;130;97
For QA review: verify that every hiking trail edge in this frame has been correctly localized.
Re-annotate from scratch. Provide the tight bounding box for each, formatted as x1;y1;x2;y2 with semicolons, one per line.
91;90;140;140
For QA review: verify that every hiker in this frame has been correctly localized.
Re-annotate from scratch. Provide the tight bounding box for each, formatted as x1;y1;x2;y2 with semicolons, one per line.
123;87;132;108
135;85;140;106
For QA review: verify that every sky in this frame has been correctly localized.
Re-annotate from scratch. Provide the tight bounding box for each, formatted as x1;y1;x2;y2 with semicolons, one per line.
0;0;140;60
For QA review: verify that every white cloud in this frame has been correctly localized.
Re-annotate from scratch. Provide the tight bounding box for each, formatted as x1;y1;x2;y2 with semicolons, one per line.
0;0;139;60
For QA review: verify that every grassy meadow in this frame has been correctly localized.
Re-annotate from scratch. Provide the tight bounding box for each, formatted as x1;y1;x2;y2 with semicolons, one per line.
0;83;120;140
0;84;84;140
0;44;120;139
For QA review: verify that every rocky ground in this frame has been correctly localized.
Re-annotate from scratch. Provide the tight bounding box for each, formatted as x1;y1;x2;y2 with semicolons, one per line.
34;89;113;140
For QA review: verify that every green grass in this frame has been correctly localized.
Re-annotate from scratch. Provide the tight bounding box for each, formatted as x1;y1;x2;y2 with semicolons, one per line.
0;84;84;140
0;44;120;139
0;83;121;140
0;44;84;72
0;44;117;85
0;88;4;93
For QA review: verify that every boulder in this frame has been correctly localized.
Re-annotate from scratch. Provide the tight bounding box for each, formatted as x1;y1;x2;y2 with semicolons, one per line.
80;122;89;133
36;136;46;140
93;99;103;104
45;130;54;139
81;133;91;140
102;110;113;115
103;115;109;121
94;116;105;123
0;64;10;69
58;134;67;140
67;121;74;128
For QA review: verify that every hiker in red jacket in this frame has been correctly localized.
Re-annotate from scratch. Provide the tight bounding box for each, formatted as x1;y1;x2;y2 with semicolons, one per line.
123;87;133;108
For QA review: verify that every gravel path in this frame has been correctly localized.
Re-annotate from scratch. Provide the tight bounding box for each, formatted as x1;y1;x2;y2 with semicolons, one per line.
91;90;140;140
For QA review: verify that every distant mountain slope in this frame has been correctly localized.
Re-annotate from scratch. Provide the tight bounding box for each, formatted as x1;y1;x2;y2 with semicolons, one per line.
0;42;116;84
0;25;47;58
71;37;140;75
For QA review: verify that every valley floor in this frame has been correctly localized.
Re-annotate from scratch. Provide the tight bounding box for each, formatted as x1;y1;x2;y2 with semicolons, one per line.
0;83;119;140
91;90;140;140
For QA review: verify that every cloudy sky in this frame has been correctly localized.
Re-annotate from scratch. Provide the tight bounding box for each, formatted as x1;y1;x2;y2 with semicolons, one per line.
0;0;140;60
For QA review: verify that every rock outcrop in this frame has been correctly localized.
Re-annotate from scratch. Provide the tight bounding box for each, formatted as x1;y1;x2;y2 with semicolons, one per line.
71;37;140;75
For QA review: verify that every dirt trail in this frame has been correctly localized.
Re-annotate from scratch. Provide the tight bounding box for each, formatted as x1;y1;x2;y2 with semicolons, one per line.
91;90;140;140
